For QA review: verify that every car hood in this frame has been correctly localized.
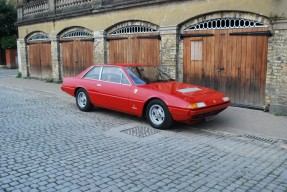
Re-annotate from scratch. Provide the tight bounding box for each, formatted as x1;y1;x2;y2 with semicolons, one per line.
140;81;227;104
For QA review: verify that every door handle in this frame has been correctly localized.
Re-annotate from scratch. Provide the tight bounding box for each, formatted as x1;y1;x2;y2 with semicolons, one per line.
96;84;102;87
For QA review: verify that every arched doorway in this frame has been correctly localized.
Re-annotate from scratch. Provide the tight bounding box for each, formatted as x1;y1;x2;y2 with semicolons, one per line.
26;32;52;79
181;14;271;108
59;27;94;77
107;21;160;66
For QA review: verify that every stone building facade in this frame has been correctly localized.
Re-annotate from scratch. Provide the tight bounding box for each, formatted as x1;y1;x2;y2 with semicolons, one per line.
16;0;287;114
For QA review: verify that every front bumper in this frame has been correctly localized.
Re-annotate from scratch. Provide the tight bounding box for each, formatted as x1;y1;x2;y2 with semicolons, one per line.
169;102;231;122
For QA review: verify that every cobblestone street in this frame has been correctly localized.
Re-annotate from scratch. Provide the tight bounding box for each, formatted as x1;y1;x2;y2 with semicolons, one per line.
0;83;287;192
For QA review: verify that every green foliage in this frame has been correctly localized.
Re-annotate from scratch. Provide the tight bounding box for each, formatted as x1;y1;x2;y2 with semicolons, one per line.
16;71;22;78
0;0;17;49
0;0;17;36
54;80;63;84
274;112;286;116
0;34;17;49
44;77;54;83
44;77;63;84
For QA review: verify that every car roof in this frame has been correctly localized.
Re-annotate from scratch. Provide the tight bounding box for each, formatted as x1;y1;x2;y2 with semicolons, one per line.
93;64;153;67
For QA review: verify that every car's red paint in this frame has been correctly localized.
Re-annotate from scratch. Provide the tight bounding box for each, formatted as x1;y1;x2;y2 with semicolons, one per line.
61;64;231;125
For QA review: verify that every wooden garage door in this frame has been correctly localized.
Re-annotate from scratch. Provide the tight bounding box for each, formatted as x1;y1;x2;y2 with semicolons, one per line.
28;42;52;79
61;40;94;77
183;27;268;107
109;34;160;66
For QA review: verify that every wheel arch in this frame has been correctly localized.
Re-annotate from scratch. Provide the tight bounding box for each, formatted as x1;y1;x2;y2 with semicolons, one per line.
142;97;167;117
74;87;86;97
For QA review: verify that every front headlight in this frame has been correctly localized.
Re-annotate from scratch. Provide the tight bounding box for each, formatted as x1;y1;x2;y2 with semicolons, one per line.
222;97;230;102
187;102;206;109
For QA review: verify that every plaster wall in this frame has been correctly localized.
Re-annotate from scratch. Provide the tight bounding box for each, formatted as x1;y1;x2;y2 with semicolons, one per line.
18;0;273;38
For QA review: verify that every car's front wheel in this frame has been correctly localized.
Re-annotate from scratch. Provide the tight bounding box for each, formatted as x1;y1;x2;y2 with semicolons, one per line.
76;88;92;112
146;99;174;129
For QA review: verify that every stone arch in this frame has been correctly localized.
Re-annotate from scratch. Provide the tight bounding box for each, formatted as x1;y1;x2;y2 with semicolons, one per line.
105;20;161;66
178;11;272;108
25;31;53;79
179;11;271;33
57;26;94;77
178;11;272;81
25;31;50;42
106;20;160;35
57;26;93;39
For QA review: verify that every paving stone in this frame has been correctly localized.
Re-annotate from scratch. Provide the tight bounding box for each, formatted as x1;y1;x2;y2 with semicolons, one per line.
58;187;71;192
0;85;286;192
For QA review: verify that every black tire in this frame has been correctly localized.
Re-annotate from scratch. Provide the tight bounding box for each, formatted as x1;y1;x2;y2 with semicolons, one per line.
76;88;92;112
146;99;174;129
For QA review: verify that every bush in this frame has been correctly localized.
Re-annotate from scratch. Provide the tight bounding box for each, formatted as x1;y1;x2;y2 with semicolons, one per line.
44;77;54;83
0;35;17;49
16;71;22;78
0;0;17;37
0;0;17;49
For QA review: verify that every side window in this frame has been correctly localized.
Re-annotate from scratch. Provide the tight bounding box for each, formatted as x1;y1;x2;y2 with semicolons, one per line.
121;73;130;85
101;67;121;83
83;66;101;80
101;67;130;85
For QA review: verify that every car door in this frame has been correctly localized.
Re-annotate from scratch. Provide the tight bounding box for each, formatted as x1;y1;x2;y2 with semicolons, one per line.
96;66;131;113
81;66;102;105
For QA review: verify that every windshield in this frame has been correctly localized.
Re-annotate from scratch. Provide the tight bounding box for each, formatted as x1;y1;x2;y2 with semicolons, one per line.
125;66;174;85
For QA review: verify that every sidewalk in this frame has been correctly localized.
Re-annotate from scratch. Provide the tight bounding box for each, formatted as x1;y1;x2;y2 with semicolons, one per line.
1;73;286;140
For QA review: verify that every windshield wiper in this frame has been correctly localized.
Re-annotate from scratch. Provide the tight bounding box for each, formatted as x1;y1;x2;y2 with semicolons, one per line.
146;80;157;84
159;79;175;82
146;79;175;84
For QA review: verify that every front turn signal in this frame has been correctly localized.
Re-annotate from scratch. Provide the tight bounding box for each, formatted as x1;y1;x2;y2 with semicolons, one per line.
187;102;206;109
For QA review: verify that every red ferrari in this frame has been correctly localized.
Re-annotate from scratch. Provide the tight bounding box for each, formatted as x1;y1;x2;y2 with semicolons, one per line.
61;64;231;129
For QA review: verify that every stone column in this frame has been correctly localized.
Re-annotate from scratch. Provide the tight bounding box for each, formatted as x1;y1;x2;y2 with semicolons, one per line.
93;0;102;7
17;6;23;21
159;26;178;80
94;30;107;64
48;0;55;13
266;19;287;114
50;36;61;80
17;39;28;77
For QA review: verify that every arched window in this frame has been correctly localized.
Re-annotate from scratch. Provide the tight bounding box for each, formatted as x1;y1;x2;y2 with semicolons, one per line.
27;32;49;42
110;25;158;35
62;30;93;39
184;18;267;31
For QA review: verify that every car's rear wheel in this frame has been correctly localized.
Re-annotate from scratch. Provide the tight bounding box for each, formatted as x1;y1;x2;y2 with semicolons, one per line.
146;99;174;129
76;88;92;112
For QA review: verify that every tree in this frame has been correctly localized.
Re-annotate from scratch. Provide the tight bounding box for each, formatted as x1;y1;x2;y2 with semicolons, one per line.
0;0;17;49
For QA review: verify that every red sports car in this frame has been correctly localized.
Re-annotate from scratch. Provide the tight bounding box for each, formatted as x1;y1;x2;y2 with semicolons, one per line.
61;64;231;129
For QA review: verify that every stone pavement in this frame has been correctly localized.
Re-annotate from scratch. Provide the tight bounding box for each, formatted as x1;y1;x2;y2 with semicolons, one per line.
0;69;287;192
1;69;287;140
0;69;18;78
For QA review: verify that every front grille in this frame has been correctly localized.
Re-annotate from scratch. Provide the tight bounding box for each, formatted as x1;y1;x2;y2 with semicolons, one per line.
191;108;226;120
